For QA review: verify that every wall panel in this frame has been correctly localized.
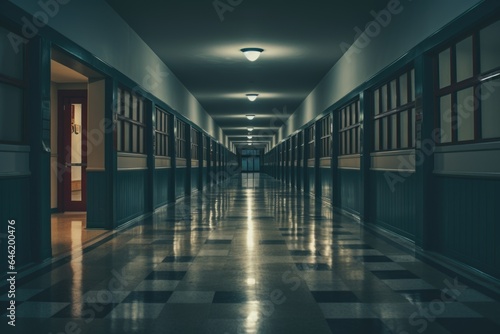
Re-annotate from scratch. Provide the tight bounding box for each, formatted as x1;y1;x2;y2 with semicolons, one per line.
435;176;500;279
370;170;416;240
0;177;32;271
116;170;147;224
338;169;361;215
154;168;171;208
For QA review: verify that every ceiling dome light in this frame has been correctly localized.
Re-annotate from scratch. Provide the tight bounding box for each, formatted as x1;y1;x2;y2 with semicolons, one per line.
241;48;264;62
247;135;253;139
248;142;253;146
246;115;255;120
246;93;259;101
247;127;254;132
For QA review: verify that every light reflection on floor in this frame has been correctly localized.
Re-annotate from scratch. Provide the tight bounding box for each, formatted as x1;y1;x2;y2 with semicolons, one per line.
5;174;497;334
51;212;107;256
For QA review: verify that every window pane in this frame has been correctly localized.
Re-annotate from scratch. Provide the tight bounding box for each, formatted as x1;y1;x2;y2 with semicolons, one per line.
439;48;451;88
346;106;351;126
374;120;380;151
353;129;358;153
342;131;347;154
0;27;24;80
400;73;408;105
457;87;475;141
357;126;361;153
411;109;416;147
348;130;352;154
390;79;398;109
410;69;416;102
137;99;143;123
0;83;23;142
381;85;388;112
374;89;380;115
391;114;398;149
382;117;388;150
117;88;123;115
157;136;161;155
139;127;144;153
117;121;122;151
481;79;500;139
123;91;131;118
400;110;409;148
480;20;500;73
132;95;138;120
440;95;452;143
456;36;474;82
132;125;138;152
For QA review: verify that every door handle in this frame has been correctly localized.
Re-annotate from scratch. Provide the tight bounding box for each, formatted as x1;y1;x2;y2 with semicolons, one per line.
65;163;87;167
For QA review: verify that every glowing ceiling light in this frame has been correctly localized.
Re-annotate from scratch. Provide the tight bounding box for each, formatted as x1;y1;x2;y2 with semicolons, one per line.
247;127;254;131
241;48;264;62
247;135;253;139
246;114;255;120
246;93;259;101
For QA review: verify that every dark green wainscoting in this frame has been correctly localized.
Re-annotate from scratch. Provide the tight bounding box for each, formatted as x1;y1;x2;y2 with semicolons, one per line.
338;169;362;215
116;169;148;226
434;175;500;280
191;167;200;192
87;171;111;229
202;166;208;188
0;177;32;271
308;167;316;196
295;165;302;191
370;170;416;240
320;167;332;202
176;167;187;199
154;168;171;208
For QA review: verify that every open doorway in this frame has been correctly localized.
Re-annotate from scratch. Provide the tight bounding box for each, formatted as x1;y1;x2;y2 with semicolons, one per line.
50;51;107;256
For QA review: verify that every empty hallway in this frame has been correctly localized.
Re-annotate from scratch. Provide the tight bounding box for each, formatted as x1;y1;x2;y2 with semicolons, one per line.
1;1;500;333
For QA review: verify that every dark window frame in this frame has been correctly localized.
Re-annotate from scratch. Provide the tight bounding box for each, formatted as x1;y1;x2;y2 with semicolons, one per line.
307;125;315;160
191;128;199;160
319;114;332;158
435;17;500;145
339;100;361;155
117;87;146;154
175;119;187;159
154;107;170;157
373;67;416;152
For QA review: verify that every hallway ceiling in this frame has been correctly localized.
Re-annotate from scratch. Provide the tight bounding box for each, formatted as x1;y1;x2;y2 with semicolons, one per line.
104;0;389;151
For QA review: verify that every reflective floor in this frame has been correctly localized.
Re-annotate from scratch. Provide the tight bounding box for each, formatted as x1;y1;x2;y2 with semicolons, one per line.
2;173;500;333
51;212;108;256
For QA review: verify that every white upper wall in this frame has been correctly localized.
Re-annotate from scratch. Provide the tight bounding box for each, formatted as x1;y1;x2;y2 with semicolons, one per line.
279;0;484;141
10;0;226;144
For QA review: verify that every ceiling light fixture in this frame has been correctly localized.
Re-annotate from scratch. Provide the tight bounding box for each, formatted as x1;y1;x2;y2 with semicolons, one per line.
246;93;259;101
240;48;264;62
246;114;255;120
247;135;253;139
247;127;254;132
